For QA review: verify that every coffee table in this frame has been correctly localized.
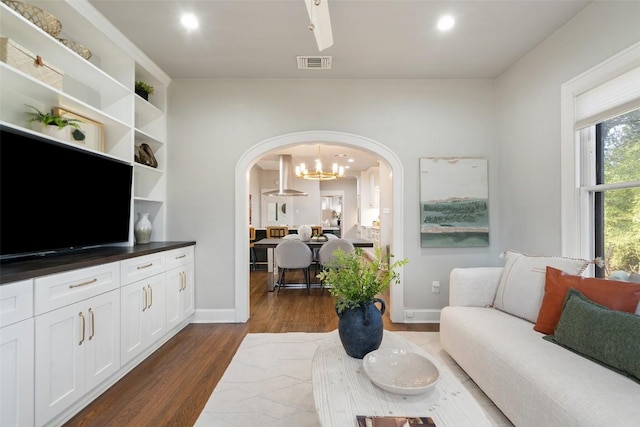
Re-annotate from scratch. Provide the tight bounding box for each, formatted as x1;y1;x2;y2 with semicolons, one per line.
312;330;493;426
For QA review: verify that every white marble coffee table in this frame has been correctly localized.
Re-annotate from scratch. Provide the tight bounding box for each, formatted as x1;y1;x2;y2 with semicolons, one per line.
312;330;494;427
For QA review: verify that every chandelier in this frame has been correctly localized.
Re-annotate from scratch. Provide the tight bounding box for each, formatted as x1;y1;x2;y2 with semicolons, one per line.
295;145;345;181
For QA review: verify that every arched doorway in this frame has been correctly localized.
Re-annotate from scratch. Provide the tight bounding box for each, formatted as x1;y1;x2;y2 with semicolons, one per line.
234;131;405;322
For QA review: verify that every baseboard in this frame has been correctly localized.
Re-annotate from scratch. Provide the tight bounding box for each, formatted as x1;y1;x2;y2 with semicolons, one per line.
192;308;238;323
403;309;441;323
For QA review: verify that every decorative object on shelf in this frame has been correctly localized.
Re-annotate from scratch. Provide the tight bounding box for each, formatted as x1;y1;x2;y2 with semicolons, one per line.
134;212;153;244
53;108;104;152
295;144;345;180
25;104;84;141
0;37;63;89
134;143;158;168
135;80;154;101
2;1;62;37
419;157;489;248
57;38;91;60
317;246;408;359
297;224;312;242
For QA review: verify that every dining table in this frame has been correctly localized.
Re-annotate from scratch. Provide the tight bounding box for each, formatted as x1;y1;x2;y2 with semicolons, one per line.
252;237;374;291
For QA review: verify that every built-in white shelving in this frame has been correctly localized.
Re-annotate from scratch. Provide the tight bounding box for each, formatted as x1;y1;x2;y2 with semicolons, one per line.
0;0;171;243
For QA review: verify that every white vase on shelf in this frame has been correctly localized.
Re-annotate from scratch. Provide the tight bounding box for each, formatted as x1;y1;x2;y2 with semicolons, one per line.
134;212;152;244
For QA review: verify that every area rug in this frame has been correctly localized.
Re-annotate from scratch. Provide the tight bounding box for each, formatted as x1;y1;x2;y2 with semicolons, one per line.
194;332;512;427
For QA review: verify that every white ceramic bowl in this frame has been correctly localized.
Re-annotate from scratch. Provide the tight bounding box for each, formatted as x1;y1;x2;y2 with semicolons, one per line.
363;348;439;395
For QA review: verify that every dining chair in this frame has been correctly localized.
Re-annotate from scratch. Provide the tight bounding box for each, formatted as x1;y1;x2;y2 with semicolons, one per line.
317;238;356;293
266;226;289;238
249;226;257;271
275;239;313;294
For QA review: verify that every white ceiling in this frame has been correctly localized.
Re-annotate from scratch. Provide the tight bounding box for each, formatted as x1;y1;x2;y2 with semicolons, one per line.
87;0;591;170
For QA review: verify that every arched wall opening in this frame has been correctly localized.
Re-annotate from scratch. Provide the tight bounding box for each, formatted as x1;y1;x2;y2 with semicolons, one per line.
234;130;405;322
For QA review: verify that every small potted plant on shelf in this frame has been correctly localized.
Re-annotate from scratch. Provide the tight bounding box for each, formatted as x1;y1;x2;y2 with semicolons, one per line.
135;80;154;101
25;105;85;141
317;246;408;359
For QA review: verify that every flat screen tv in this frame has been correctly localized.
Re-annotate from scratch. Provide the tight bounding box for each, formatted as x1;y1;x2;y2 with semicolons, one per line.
0;123;133;260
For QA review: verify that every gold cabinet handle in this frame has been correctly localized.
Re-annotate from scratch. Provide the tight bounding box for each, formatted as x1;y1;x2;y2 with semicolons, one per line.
142;286;148;311
137;263;153;270
79;312;85;345
179;272;183;291
175;254;186;259
88;308;95;340
69;278;97;289
181;272;186;291
147;285;153;308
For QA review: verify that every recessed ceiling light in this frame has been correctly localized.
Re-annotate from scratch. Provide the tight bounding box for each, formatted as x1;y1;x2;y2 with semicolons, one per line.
437;15;455;32
348;158;354;163
181;13;199;30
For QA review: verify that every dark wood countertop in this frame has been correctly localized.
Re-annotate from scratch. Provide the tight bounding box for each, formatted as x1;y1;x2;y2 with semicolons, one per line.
0;241;196;284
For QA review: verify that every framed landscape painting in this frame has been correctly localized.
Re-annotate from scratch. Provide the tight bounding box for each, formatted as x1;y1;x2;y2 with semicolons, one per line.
420;157;489;248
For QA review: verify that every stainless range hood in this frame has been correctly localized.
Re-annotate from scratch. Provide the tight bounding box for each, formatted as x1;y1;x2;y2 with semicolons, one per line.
264;155;307;197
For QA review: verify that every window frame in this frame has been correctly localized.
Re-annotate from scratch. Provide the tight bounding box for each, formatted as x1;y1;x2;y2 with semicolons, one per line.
560;42;640;275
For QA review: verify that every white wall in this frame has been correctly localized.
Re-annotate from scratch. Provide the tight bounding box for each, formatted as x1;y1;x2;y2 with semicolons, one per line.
495;1;640;255
167;79;496;315
165;1;640;319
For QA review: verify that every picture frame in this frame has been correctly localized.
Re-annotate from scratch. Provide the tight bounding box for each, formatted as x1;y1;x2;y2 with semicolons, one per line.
53;108;104;152
419;157;489;248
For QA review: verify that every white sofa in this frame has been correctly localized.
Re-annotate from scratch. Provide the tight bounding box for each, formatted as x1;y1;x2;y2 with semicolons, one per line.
440;267;640;427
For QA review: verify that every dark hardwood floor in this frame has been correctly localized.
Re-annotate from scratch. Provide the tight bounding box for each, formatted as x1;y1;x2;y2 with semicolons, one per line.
64;269;439;427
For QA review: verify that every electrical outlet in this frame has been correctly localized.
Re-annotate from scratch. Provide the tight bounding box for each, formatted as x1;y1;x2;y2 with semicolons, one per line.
406;310;414;318
432;280;441;293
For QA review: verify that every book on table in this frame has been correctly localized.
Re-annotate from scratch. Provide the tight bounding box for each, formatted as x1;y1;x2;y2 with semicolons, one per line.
356;415;436;427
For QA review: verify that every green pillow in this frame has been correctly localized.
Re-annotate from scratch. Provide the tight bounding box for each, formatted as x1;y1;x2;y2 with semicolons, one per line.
543;288;640;383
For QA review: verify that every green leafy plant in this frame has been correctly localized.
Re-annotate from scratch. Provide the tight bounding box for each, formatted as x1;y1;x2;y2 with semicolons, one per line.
135;80;154;95
25;105;85;140
317;247;408;313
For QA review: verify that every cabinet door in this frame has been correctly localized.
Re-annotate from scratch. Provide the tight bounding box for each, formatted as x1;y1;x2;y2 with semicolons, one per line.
144;275;166;346
120;275;165;366
84;290;121;392
120;281;146;366
35;301;85;426
165;267;182;331
181;264;195;319
0;318;34;427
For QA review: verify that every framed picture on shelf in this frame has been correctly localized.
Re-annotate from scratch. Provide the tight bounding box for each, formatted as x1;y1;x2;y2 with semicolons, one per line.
53;108;105;152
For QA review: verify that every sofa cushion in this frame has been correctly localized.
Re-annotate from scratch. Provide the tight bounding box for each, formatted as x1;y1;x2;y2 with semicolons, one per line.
535;267;640;334
544;288;640;382
493;250;589;322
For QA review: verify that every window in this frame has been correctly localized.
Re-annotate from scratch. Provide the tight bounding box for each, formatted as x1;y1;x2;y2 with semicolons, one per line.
591;109;640;278
560;41;640;280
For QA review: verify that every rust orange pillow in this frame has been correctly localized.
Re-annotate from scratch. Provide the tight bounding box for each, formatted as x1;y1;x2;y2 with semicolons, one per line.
534;267;640;334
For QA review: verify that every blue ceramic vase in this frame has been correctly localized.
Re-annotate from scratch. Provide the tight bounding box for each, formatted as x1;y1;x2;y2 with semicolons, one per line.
336;298;386;359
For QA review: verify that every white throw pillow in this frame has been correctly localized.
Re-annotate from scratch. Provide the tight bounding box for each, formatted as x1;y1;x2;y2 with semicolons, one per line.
493;250;589;323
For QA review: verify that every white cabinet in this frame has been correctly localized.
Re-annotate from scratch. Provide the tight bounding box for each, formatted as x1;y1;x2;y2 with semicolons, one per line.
0;318;34;427
35;289;120;426
166;263;195;331
120;274;165;366
165;246;195;330
1;243;194;426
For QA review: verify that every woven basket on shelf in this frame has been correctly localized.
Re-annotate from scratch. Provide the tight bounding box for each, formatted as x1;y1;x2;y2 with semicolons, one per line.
2;0;62;37
57;38;91;60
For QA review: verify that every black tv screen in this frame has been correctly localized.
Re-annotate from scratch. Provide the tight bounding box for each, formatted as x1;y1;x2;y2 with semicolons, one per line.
0;123;133;259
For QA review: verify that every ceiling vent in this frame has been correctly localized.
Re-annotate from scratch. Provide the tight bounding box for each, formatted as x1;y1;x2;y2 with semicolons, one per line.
297;56;332;70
